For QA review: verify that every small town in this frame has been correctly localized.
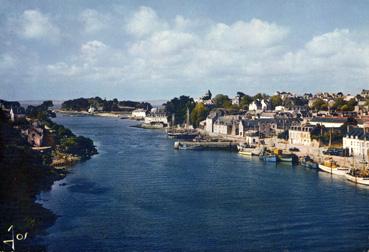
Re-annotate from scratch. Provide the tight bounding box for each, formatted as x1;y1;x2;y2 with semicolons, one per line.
129;89;369;185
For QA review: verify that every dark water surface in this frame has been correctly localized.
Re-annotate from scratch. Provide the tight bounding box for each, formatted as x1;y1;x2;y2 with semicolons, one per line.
36;114;369;251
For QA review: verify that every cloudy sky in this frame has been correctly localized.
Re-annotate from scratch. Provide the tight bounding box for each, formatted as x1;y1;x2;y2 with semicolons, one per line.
1;0;369;101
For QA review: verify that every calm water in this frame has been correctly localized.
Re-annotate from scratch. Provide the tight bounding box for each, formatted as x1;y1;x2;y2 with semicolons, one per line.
36;114;369;251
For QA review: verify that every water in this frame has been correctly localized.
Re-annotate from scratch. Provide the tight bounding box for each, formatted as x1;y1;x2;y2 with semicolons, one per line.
36;114;369;251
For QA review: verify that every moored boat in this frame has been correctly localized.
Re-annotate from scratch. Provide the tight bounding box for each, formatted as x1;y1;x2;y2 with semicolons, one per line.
300;156;318;169
318;159;349;176
278;154;298;164
261;154;278;162
238;148;254;156
345;168;369;186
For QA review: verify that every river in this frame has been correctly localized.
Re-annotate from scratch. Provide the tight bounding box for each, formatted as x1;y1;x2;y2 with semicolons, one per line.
35;114;369;251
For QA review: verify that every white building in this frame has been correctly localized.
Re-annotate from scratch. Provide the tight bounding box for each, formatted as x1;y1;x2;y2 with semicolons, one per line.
288;125;314;146
88;106;96;114
343;127;369;160
248;99;269;111
131;109;147;119
144;114;168;126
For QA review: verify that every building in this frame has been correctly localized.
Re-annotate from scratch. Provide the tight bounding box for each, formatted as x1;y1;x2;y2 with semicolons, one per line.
248;99;269;111
9;107;26;122
23;126;45;147
144;113;168;127
343;127;369;160
288;125;315;146
213;116;239;136
88;106;96;114
205;112;219;133
309;117;350;128
131;109;147;119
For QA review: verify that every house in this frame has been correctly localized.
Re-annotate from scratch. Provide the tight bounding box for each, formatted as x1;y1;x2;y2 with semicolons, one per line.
288;125;315;146
239;118;288;138
275;106;286;112
248;99;269;111
144;113;168;127
88;105;96;114
213;116;240;136
343;127;369;160
24;126;44;147
9;107;26;122
205;112;219;133
131;109;147;119
309;117;352;128
361;89;369;97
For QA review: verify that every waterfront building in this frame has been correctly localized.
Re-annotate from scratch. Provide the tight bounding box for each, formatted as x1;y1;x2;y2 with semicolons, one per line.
343;127;369;160
288;125;315;146
131;109;147;119
144;113;168;127
88;106;96;114
213;116;240;136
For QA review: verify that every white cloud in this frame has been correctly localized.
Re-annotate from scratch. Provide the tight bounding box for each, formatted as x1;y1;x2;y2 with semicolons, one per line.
5;5;369;99
17;9;60;41
125;6;168;37
79;9;109;33
206;19;288;49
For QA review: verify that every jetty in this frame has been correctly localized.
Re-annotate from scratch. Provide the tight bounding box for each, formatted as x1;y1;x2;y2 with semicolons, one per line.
174;141;238;150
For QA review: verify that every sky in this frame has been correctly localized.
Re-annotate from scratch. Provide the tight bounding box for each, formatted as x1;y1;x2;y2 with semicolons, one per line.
1;0;369;101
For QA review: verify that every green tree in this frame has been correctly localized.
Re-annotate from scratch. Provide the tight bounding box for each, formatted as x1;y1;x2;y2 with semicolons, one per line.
213;94;231;108
190;103;208;128
239;95;253;109
164;96;195;125
270;95;283;109
311;98;328;111
253;93;268;101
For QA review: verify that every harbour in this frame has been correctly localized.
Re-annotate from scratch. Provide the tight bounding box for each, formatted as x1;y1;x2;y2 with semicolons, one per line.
34;114;369;251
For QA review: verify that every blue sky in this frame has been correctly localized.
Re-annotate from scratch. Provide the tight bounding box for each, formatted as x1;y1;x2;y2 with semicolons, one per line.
1;0;369;101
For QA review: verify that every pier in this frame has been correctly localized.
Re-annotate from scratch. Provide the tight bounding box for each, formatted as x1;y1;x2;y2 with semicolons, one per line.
174;141;238;150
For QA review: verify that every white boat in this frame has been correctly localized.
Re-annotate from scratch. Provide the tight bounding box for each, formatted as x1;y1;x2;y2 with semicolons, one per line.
318;164;349;176
238;148;254;156
345;172;369;186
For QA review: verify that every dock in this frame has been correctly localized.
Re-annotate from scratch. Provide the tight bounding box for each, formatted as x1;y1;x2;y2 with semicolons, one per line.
174;141;238;150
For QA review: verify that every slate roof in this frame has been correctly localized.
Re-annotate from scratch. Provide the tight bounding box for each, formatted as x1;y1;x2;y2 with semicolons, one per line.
346;127;369;140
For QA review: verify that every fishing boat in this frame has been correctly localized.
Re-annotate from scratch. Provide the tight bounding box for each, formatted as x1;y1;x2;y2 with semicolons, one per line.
261;154;278;162
300;156;318;169
238;148;254;156
345;169;369;186
278;154;297;163
318;159;349;176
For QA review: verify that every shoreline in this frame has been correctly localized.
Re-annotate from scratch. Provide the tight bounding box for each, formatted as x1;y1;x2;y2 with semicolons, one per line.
56;109;130;118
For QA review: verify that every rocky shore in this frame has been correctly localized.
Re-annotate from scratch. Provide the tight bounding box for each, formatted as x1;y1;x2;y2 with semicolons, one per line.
0;106;97;251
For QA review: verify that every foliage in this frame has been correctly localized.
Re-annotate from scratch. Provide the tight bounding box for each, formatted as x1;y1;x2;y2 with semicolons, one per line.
61;97;152;112
213;94;232;108
239;95;253;109
190;103;209;127
253;93;269;101
311;98;328;111
310;124;347;146
164;96;195;125
270;95;283;109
